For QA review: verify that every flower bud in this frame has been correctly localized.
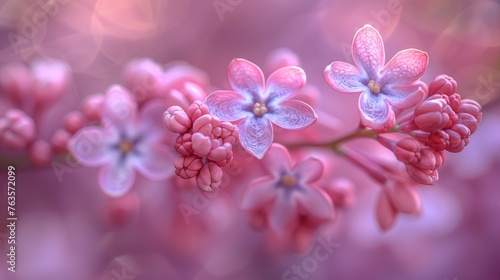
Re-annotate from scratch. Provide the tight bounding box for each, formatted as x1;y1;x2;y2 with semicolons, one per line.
0;109;36;149
196;162;223;192
429;74;457;96
164;106;191;134
174;155;203;179
413;96;455;132
28;140;53;166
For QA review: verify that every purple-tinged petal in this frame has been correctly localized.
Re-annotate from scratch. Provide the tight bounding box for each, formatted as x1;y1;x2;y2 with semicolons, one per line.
296;187;334;221
269;193;298;236
380;49;429;86
102;85;137;130
267;100;317;130
323;61;366;93
265;66;306;102
205;90;251;121
241;176;279;210
68;127;110;166
133;142;175;180
99;163;136;197
352;24;385;79
358;92;395;130
238;116;274;159
294;157;324;184
261;143;293;177
227;58;265;100
139;101;170;135
382;81;426;109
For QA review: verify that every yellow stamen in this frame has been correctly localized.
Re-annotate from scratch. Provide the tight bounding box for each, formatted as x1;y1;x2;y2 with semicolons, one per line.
367;80;381;95
282;175;297;186
119;140;134;154
253;102;268;117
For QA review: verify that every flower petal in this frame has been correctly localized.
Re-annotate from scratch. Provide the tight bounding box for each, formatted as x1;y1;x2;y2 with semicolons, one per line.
261;143;293;177
323;61;366;93
227;58;265;100
99;162;136;197
137;101;169;137
265;66;306;102
269;193;298;236
205;90;251;121
267;100;317;130
68;127;110;166
358;92;395;129
296;187;334;221
376;190;398;231
294;157;324;184
352;24;385;79
102;85;137;130
133;142;175;180
241;176;279;210
380;48;429;86
383;81;426;109
238;116;274;159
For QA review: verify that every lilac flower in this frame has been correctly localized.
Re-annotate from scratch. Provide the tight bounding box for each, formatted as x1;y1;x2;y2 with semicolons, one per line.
68;85;173;196
240;144;334;236
205;58;317;159
324;24;428;130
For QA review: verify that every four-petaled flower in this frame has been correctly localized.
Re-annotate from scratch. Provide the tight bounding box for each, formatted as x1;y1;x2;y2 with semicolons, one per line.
205;58;317;159
241;144;334;236
68;85;173;196
324;24;428;130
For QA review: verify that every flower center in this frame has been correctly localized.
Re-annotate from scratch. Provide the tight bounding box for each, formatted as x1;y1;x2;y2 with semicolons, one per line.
119;140;134;154
253;102;268;117
367;80;381;95
282;174;297;187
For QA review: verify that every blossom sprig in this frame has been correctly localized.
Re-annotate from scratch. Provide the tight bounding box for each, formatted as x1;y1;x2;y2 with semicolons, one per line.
164;101;239;192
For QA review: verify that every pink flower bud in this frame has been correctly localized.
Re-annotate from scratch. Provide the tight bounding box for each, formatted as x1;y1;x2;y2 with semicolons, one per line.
81;94;104;122
457;112;479;134
448;93;461;111
413;96;455;132
187;100;210;122
0;62;32;107
394;138;421;165
28;140;53;166
406;165;438;185
322;178;355;208
0;109;36;149
376;191;397;231
385;182;421;214
445;124;470;153
63;111;86;134
429;74;457;96
174;155;203;179
167;82;207;111
218;122;239;144
458;99;482;123
191;132;211;157
32;59;71;108
207;142;233;163
174;133;193;155
196;162;223;192
123;59;163;102
163;106;191;134
427;130;449;151
192;114;220;136
51;129;71;153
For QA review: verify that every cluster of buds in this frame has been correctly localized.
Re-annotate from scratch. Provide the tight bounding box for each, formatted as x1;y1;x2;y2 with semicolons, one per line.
164;101;239;192
389;75;482;185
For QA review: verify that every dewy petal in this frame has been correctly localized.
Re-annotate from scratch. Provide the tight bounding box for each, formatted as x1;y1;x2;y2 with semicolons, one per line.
293;157;324;184
261;143;293;178
383;81;426;109
269;193;298;236
380;48;429;86
133;141;175;180
296;187;333;221
99;162;136;197
358;92;394;128
102;85;137;130
241;176;279;210
267;100;317;130
238;116;274;159
68;127;109;166
265;66;306;102
205;90;251;121
323;61;366;93
227;58;265;100
352;24;385;79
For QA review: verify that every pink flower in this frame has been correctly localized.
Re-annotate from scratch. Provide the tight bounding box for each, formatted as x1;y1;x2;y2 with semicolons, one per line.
68;85;174;196
0;109;36;149
240;144;334;237
324;24;428;130
205;58;317;159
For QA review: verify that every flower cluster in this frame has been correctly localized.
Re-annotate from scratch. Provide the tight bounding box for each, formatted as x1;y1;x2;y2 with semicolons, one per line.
164;101;239;192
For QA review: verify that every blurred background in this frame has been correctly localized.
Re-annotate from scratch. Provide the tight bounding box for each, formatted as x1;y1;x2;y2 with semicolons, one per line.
0;0;499;279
